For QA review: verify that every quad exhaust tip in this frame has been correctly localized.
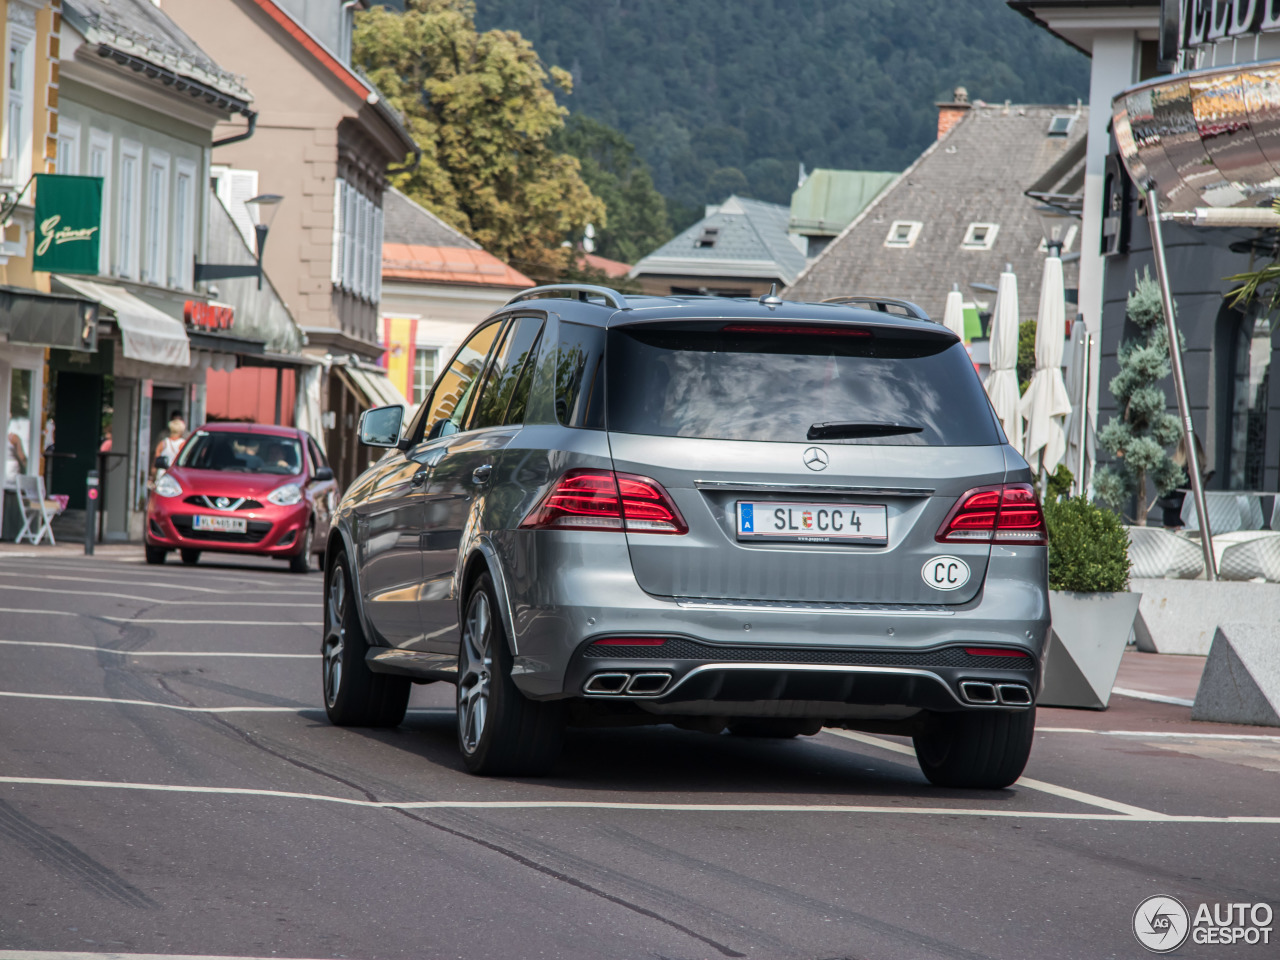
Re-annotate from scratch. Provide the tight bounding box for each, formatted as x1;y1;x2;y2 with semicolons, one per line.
959;680;1032;706
584;671;673;697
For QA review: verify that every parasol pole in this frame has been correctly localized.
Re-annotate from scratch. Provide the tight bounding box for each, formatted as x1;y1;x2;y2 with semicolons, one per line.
1143;184;1216;580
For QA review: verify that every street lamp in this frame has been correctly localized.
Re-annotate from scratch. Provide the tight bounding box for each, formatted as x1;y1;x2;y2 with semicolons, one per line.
244;194;282;290
194;193;284;290
1036;203;1076;256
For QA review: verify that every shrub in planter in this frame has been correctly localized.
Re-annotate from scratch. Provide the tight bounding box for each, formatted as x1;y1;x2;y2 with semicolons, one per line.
1044;496;1131;593
1041;496;1138;709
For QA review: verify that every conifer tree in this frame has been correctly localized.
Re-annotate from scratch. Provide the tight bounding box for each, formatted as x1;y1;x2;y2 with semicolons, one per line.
1094;269;1185;525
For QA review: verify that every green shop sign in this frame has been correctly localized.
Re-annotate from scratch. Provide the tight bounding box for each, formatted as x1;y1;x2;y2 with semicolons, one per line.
33;173;102;274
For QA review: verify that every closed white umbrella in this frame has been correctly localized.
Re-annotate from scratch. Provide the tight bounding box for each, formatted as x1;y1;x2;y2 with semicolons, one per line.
984;266;1022;451
1019;255;1073;473
942;284;966;341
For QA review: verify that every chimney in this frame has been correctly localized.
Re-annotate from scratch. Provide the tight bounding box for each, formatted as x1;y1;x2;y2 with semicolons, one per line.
936;86;971;140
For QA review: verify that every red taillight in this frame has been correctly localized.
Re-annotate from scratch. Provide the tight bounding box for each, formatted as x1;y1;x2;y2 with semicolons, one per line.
721;323;872;337
591;637;668;646
964;646;1032;658
520;469;688;535
936;483;1046;545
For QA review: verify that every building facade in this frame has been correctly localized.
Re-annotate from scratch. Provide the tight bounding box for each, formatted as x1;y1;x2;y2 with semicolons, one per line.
1017;0;1280;505
163;0;418;489
379;187;532;409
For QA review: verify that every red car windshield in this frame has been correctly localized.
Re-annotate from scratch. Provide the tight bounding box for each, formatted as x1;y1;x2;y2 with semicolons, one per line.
176;431;303;476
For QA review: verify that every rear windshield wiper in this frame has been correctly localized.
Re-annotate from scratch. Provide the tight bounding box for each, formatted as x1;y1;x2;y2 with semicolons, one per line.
807;421;924;440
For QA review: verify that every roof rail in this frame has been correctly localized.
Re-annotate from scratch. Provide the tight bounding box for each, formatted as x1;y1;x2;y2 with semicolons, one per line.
822;296;932;322
506;284;630;310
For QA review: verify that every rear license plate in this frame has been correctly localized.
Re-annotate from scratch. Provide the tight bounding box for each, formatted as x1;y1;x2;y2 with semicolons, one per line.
192;514;247;534
736;501;888;545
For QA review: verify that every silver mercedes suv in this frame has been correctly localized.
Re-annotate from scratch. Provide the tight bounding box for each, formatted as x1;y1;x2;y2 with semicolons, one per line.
321;285;1049;789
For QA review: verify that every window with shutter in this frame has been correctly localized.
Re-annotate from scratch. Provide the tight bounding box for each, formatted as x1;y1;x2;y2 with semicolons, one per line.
343;181;357;291
331;179;343;285
373;203;384;304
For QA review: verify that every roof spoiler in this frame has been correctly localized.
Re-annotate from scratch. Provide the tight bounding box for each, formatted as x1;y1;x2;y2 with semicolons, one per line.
821;296;932;322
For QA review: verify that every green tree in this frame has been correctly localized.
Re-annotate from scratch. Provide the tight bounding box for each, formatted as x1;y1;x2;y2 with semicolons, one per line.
1094;270;1185;525
551;114;672;264
354;0;604;273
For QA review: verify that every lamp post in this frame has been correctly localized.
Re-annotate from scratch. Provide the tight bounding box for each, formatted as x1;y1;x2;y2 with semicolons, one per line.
194;193;284;289
1036;203;1076;257
245;193;283;290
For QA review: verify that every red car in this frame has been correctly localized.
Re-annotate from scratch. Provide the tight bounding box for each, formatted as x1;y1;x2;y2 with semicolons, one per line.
144;423;337;572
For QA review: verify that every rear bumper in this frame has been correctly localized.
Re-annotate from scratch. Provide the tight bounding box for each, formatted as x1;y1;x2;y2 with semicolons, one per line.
564;639;1039;716
502;533;1050;704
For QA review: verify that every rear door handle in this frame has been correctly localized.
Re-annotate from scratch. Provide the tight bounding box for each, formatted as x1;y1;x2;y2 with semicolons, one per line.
411;467;430;487
472;464;493;485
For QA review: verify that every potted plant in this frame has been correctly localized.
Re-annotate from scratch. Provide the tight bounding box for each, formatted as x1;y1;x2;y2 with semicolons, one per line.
1040;494;1140;709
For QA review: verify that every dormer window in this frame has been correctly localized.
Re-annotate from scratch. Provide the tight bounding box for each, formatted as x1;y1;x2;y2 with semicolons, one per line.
696;227;720;248
1048;115;1075;137
884;220;922;248
961;222;999;250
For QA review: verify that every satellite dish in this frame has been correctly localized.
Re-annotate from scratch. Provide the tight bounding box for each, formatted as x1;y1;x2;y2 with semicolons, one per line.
584;223;596;239
583;236;596;253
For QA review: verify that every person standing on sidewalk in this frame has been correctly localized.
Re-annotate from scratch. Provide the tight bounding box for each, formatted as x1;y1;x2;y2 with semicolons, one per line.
151;415;187;485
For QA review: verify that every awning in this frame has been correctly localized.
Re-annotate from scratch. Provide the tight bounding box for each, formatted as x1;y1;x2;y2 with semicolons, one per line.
336;363;408;410
54;276;190;367
0;284;98;351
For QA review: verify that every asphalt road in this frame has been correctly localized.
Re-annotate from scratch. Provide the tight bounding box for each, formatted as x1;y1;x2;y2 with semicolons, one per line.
0;550;1277;960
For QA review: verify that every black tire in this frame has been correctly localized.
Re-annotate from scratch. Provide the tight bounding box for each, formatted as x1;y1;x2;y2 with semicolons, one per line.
457;573;564;776
727;718;823;738
180;549;201;566
322;555;410;727
144;546;167;565
913;707;1036;789
289;524;314;574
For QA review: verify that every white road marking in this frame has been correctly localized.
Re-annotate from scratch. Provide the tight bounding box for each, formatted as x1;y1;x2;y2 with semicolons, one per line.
0;775;1275;823
1111;686;1195;707
0;584;315;606
1038;727;1280;741
0;570;320;596
0;608;320;626
0;954;334;960
0;641;315;658
0;692;448;715
823;729;1168;819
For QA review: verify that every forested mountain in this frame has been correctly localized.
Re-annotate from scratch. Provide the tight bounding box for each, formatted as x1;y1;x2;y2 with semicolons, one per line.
474;0;1089;227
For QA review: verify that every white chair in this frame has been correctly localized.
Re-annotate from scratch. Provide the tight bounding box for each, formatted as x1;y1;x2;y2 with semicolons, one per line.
13;475;63;546
1126;525;1204;579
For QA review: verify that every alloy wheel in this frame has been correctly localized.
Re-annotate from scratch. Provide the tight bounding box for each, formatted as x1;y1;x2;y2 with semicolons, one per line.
457;589;493;755
323;565;346;708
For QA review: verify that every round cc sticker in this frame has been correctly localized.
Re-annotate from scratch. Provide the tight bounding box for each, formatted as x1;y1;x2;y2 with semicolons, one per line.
922;555;970;590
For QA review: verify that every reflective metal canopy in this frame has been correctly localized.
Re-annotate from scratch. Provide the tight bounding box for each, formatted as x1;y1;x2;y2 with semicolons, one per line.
1113;62;1280;213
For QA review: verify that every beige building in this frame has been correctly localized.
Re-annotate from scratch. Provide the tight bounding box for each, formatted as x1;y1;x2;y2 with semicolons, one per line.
163;0;417;487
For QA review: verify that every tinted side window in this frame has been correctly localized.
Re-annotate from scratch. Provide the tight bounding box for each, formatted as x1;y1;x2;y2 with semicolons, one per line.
556;321;606;429
469;317;544;430
502;328;543;426
410;321;503;443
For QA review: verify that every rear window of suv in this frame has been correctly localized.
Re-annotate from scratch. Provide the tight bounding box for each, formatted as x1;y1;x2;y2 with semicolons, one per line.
606;322;1001;446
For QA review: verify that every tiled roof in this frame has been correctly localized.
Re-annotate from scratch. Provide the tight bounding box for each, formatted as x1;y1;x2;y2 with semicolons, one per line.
631;195;808;286
786;103;1088;320
382;243;532;289
383;188;479;250
580;252;631;278
66;0;251;104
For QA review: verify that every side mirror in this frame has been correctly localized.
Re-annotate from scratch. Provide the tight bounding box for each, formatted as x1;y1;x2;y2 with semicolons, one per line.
358;405;405;448
154;455;170;469
313;465;335;482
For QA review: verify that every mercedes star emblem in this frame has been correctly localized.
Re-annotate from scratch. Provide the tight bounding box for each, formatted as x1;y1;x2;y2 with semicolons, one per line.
803;447;829;471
